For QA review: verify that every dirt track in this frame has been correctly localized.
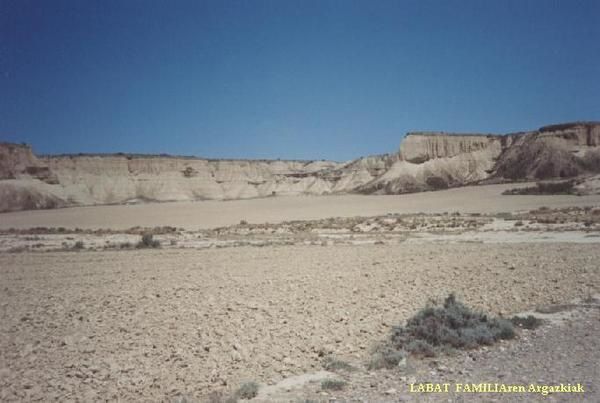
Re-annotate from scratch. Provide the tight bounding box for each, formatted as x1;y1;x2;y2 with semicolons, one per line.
1;242;599;401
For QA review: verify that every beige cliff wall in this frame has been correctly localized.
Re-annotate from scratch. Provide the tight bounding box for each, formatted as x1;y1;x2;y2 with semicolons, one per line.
2;121;600;212
357;133;504;194
399;133;503;163
39;155;351;205
537;122;600;154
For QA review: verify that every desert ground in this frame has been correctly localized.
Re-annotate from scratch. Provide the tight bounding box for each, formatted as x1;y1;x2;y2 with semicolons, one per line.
1;184;600;402
2;183;600;230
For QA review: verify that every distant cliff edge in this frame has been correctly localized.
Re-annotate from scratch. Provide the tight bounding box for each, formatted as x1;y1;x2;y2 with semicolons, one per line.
2;121;600;212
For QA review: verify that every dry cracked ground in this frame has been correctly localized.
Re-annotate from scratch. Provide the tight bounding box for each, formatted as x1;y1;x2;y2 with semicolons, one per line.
1;194;600;402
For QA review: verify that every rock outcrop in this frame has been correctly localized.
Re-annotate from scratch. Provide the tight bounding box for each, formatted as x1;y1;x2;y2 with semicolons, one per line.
358;133;505;194
0;143;58;183
491;122;600;180
1;121;599;212
399;133;502;163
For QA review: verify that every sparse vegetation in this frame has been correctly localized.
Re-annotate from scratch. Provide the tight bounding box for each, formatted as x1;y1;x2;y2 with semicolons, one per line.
405;339;436;357
136;233;161;249
511;315;543;330
321;379;346;391
368;345;406;370
322;356;356;372
502;180;578;195
73;241;85;250
370;294;515;365
234;381;259;400
426;176;449;190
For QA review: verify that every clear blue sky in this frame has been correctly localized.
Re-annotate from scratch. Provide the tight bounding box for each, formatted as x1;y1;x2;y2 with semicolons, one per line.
1;0;599;160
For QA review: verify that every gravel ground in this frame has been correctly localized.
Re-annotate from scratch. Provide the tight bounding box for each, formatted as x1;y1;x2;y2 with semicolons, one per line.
276;299;599;402
1;243;599;401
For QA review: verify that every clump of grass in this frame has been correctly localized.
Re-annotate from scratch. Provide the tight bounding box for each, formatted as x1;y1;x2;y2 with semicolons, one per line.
511;315;543;330
322;356;356;372
371;294;515;364
321;379;346;391
136;233;161;249
368;345;405;370
234;382;259;400
405;339;436;357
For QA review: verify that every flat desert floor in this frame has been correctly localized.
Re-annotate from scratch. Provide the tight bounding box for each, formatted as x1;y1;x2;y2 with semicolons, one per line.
1;185;600;402
2;183;600;230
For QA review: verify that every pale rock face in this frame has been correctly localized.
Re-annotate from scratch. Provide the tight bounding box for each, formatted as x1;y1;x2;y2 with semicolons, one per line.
0;143;57;183
39;156;351;205
399;133;503;163
537;123;600;155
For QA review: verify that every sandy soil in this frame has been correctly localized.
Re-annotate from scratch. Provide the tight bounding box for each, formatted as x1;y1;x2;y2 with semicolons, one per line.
1;242;599;401
1;189;599;402
2;183;600;230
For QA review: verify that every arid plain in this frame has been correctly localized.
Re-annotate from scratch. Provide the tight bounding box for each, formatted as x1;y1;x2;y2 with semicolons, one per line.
1;184;600;402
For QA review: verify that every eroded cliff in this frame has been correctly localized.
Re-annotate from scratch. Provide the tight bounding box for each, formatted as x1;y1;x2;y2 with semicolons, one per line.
399;133;503;163
1;121;599;212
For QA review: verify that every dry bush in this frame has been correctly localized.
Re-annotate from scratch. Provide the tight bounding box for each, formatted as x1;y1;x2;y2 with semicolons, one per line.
370;294;515;366
136;233;161;249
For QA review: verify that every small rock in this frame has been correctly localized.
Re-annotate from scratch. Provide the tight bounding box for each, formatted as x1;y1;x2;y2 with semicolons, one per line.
385;388;397;395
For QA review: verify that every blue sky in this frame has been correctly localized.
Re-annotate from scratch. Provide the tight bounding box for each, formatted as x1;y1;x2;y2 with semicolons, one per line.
1;0;599;161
